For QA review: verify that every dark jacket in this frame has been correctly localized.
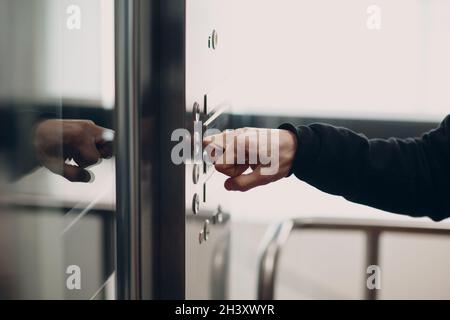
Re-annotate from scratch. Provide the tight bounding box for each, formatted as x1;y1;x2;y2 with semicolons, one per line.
280;115;450;222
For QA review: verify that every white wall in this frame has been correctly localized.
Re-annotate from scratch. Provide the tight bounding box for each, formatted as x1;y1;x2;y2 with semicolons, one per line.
230;0;450;121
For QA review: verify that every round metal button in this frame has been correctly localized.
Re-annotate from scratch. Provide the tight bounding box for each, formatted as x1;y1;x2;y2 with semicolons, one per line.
203;220;211;241
211;30;218;50
192;193;200;215
193;102;201;122
193;164;200;184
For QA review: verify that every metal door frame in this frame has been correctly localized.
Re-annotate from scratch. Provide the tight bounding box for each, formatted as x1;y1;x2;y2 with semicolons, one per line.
115;0;186;300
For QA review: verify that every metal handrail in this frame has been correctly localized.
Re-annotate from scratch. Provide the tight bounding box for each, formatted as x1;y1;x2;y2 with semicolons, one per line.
257;217;450;300
115;0;141;300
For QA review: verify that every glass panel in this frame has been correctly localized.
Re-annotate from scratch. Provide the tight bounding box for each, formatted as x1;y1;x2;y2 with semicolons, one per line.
0;0;115;299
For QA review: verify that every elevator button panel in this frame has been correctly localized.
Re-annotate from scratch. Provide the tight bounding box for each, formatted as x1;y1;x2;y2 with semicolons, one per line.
185;0;233;300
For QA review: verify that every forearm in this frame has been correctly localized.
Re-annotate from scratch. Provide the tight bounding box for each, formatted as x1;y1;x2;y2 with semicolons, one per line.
281;118;450;221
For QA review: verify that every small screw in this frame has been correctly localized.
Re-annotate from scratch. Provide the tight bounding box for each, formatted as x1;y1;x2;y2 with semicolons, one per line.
213;212;223;224
212;206;224;224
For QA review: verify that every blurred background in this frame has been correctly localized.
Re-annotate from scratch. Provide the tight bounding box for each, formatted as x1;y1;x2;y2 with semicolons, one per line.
1;0;450;300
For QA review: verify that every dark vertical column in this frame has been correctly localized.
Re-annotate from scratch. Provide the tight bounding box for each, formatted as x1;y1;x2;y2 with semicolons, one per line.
138;0;187;300
156;0;186;299
115;0;142;300
365;231;380;300
116;0;186;300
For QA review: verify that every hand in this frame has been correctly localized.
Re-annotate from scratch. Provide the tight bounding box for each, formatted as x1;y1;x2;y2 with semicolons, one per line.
33;120;114;182
203;128;297;192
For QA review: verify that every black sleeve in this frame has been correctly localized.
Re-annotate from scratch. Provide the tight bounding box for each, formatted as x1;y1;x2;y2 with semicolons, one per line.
279;115;450;222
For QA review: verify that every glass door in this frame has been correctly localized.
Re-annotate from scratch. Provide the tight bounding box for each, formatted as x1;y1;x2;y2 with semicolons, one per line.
0;0;116;299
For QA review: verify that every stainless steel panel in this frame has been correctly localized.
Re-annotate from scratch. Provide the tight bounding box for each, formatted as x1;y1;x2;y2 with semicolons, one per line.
185;0;234;300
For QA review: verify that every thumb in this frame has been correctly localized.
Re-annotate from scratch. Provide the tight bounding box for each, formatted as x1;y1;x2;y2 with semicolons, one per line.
224;167;272;192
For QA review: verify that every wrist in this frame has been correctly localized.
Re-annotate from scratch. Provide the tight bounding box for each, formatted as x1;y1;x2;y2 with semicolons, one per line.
278;124;299;177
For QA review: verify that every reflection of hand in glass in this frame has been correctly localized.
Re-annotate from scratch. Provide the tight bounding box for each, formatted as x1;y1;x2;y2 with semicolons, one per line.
33;120;114;183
